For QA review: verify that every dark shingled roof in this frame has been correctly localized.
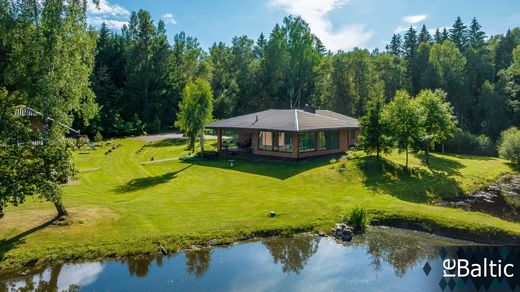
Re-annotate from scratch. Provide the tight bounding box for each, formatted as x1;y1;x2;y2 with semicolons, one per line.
206;109;359;132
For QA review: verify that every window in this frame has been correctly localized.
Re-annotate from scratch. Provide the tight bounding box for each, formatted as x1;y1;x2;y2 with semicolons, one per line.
259;131;273;150
299;132;316;152
259;131;293;152
319;130;339;150
278;132;293;152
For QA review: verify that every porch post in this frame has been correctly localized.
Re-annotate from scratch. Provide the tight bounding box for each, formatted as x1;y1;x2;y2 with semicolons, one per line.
217;129;222;152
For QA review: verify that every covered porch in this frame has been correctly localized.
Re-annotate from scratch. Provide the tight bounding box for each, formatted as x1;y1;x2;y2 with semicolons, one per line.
213;128;359;159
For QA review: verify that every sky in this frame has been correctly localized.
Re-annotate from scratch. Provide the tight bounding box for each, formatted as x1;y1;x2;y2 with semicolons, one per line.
87;0;520;52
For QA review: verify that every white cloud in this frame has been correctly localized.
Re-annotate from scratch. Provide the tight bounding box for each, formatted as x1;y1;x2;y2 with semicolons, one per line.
162;13;177;25
401;14;427;24
88;16;128;30
269;0;373;51
87;0;129;17
87;0;129;30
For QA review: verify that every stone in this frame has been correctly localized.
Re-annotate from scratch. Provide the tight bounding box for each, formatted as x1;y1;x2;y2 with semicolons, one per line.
331;222;354;241
317;230;327;237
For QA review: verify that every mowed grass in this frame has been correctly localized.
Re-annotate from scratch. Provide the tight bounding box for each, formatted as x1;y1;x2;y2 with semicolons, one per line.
0;138;519;271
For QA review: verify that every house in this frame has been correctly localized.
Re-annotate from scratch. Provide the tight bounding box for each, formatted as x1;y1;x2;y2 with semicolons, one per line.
14;106;96;149
205;106;360;159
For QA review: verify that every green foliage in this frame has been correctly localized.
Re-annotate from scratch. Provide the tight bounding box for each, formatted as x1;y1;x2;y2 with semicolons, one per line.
175;79;214;151
1;0;96;216
359;91;391;158
345;206;369;233
415;89;457;163
382;90;421;168
498;127;520;165
94;131;103;142
444;129;496;156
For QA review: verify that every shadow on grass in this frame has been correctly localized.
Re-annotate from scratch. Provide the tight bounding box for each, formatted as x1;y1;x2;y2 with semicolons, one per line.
356;156;463;203
146;138;218;149
114;165;192;193
146;138;188;148
415;153;464;176
0;216;58;262
184;157;331;180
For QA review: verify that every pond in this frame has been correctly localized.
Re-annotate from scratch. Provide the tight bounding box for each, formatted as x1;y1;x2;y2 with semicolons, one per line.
1;227;470;291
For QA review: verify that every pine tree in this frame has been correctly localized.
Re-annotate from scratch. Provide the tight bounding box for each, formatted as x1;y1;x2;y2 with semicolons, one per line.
386;33;402;55
441;28;449;42
403;27;418;57
449;17;468;50
418;24;432;44
434;28;442;43
468;17;485;49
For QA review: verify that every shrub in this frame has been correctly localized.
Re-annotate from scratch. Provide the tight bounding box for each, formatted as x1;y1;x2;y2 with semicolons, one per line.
498;127;520;165
444;129;496;156
94;131;103;142
344;206;369;233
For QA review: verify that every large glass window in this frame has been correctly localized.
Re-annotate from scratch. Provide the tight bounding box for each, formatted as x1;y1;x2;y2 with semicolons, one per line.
259;131;273;150
278;132;293;152
319;130;339;150
259;131;293;152
299;132;316;152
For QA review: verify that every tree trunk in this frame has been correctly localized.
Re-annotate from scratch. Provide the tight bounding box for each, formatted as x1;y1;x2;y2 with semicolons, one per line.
200;130;205;157
54;202;68;217
442;143;445;154
425;145;430;165
405;147;409;169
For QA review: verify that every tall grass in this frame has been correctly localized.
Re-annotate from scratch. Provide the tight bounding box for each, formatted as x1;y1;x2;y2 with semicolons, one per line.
345;206;369;233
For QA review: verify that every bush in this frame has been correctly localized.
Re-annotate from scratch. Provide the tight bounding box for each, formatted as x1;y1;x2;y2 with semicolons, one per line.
443;129;496;156
344;206;369;233
94;131;103;142
498;127;520;165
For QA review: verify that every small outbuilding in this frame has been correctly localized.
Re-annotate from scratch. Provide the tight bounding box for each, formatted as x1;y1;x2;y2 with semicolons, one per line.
205;106;360;159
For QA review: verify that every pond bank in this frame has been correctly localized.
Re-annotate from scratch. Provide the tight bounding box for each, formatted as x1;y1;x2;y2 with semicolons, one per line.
1;212;517;277
1;227;472;291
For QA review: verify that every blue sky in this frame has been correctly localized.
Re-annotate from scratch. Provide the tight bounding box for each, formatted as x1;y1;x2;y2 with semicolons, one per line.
87;0;520;52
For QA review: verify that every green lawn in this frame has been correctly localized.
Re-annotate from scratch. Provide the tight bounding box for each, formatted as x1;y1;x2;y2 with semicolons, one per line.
0;137;519;271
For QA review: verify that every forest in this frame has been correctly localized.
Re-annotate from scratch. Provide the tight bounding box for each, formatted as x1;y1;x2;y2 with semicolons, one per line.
83;11;520;146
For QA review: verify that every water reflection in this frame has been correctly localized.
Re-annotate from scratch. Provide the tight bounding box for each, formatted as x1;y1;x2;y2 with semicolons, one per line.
3;263;102;291
126;256;158;278
262;235;320;274
185;248;211;278
354;228;438;277
0;227;468;291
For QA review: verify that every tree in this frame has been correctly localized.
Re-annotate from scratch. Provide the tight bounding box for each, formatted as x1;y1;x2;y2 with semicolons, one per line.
498;127;520;165
1;0;96;217
433;28;443;43
415;89;457;164
359;83;391;158
175;78;213;153
449;17;468;50
429;41;467;125
382;90;421;169
386;34;402;55
403;27;418;58
261;16;322;109
418;25;432;44
467;17;485;49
